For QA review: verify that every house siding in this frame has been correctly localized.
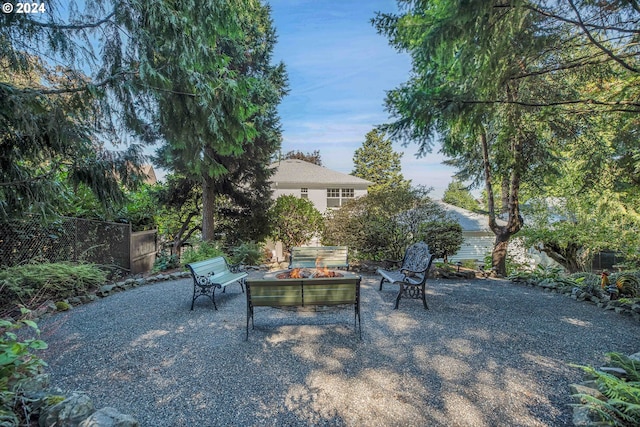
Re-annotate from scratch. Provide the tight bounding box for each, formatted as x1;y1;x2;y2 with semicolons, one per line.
273;186;368;212
448;232;495;262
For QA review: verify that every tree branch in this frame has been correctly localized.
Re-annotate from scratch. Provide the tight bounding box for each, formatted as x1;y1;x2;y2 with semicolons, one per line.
24;11;116;30
567;0;640;73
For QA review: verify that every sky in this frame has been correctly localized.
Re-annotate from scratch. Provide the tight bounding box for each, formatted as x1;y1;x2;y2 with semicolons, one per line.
267;0;458;198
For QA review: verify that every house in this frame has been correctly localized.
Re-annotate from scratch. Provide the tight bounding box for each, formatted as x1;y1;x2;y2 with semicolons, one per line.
435;201;532;266
269;159;372;211
267;159;372;260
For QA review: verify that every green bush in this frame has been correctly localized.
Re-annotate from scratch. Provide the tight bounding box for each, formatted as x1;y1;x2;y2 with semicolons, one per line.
0;310;48;425
180;241;225;266
0;262;107;315
153;249;180;272
231;242;265;265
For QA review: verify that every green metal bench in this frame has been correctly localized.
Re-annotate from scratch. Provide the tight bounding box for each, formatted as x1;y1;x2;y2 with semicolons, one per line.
377;241;434;309
245;275;362;340
289;246;349;270
186;256;247;310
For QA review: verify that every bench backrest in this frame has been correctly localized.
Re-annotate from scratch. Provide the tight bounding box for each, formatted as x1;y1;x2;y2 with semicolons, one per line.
401;241;433;274
289;246;349;269
247;277;360;307
186;256;230;281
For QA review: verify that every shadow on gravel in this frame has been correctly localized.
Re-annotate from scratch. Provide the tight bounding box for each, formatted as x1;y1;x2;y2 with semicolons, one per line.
38;275;640;426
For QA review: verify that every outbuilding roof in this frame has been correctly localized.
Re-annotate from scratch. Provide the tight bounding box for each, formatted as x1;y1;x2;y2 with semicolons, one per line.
269;159;372;187
436;200;506;233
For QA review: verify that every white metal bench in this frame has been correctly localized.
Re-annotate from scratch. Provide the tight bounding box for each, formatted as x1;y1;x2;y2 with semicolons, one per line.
377;241;434;309
186;256;247;310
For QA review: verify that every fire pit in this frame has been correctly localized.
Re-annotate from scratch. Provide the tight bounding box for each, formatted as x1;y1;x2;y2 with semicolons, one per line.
245;268;362;339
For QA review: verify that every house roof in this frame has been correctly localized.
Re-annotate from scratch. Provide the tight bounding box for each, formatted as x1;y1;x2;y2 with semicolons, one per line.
435;200;506;232
269;159;372;187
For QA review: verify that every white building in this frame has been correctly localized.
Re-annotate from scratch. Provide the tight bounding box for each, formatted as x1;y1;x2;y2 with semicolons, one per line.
269;159;372;211
267;159;372;261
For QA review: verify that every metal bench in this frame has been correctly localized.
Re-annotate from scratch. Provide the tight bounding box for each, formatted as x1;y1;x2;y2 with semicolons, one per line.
245;275;362;340
186;256;247;310
377;241;434;309
289;246;349;270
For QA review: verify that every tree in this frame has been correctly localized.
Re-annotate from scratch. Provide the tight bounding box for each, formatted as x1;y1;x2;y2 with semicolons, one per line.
442;181;479;212
270;195;324;250
372;1;636;275
1;1;286;241
352;129;409;190
282;150;323;166
131;1;286;242
323;186;448;261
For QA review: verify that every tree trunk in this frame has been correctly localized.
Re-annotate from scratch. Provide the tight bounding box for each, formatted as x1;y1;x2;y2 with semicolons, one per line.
202;174;216;242
501;177;510;214
492;233;510;276
539;243;583;273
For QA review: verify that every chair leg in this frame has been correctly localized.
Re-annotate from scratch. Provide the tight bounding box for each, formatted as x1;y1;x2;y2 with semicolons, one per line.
394;283;403;309
379;278;386;291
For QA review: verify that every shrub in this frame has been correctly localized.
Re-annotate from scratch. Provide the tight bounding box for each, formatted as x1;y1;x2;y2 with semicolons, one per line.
0;262;107;315
0;310;48;425
153;249;180;272
231;242;265;265
418;220;463;262
269;195;324;250
323;186;449;262
180;241;225;266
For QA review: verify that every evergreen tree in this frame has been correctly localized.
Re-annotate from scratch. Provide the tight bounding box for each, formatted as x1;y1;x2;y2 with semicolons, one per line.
442;181;479;211
352;129;408;190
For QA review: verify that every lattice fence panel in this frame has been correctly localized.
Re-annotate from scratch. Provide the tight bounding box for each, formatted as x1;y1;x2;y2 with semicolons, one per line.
0;217;131;271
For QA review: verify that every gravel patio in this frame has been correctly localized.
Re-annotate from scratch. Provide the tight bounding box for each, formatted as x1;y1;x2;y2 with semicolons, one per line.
38;272;640;426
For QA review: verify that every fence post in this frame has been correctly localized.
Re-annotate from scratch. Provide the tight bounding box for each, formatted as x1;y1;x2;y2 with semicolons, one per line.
128;222;132;272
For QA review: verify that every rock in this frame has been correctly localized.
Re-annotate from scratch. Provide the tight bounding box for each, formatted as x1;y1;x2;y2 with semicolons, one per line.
632;304;640;314
569;383;606;403
40;392;95;427
614;307;628;315
599;366;628;378
572;406;595;426
629;352;640;362
78;407;139;427
98;284;116;297
135;278;146;286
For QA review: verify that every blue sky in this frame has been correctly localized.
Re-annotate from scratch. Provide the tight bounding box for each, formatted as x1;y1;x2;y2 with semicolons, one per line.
268;0;458;198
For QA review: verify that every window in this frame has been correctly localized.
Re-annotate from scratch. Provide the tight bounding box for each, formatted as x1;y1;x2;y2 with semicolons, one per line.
327;188;341;208
341;188;354;198
301;188;308;199
327;188;354;208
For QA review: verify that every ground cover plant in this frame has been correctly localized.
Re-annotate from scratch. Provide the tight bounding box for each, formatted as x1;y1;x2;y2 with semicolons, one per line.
572;352;640;426
0;262;106;317
0;311;52;426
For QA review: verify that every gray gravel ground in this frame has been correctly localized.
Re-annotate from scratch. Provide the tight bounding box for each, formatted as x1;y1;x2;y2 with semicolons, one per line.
38;273;640;426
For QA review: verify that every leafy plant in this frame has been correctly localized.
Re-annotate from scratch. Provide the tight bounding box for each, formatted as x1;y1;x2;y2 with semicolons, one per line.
572;352;640;426
0;262;107;315
180;241;225;266
153;249;180;272
0;309;48;426
231;242;265;266
269;195;324;250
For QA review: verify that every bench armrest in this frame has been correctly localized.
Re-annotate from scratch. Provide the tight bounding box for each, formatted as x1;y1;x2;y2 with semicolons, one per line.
228;263;244;273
